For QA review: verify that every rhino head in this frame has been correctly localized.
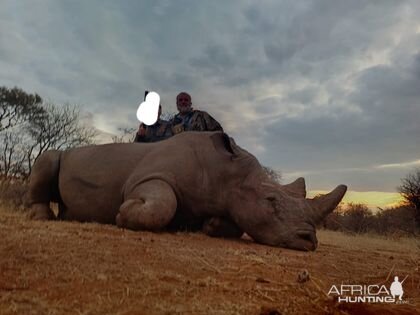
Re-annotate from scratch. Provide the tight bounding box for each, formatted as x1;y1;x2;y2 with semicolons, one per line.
212;133;347;251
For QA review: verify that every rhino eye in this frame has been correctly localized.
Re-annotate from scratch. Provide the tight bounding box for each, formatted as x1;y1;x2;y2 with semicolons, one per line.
265;196;277;208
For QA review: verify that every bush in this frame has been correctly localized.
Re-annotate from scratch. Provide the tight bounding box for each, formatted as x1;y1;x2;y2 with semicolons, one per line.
372;206;418;236
0;179;28;209
324;203;373;234
324;203;419;236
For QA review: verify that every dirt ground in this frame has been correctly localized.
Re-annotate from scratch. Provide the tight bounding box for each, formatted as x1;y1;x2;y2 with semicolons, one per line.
0;207;419;315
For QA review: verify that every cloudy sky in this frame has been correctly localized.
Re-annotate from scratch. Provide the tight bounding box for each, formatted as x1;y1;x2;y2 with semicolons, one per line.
1;0;420;208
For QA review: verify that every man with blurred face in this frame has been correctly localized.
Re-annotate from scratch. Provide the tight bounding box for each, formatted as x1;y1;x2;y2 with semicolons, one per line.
171;92;223;134
134;105;172;142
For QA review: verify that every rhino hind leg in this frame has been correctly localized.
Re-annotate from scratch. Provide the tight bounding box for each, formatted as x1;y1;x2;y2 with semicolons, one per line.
27;150;61;221
117;180;177;231
202;217;243;238
29;203;55;220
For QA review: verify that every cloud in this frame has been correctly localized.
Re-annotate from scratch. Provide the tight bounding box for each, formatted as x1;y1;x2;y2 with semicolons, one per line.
376;159;420;169
1;0;420;196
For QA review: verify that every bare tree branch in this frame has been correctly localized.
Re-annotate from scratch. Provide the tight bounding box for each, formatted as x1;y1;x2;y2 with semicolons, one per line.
0;130;27;178
398;168;420;227
112;127;136;143
25;103;97;175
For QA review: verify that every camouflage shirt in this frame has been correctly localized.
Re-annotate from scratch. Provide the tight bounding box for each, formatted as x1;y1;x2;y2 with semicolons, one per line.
134;119;172;143
170;110;223;135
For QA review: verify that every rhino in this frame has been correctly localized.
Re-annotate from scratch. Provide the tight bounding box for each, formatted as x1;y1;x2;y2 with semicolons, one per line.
27;131;347;251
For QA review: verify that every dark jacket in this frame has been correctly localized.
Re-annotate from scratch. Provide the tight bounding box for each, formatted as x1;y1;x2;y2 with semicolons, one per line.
134;119;172;143
170;110;223;135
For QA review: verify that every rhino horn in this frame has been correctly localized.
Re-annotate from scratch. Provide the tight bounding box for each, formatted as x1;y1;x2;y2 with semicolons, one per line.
283;177;306;198
309;185;347;223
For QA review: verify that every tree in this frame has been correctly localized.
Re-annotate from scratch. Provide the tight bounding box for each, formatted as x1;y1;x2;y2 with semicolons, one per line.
25;103;97;174
0;86;44;179
0;86;44;132
398;168;420;227
112;127;136;143
342;203;373;233
323;203;374;234
0;130;27;178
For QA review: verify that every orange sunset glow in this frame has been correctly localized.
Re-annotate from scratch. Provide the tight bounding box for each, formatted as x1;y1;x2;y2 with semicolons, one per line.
308;190;405;210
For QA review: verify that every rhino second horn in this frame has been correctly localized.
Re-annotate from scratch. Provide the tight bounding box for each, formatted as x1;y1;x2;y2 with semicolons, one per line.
283;177;306;198
309;185;347;223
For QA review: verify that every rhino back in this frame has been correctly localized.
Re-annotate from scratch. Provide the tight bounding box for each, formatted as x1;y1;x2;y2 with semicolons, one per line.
58;143;150;223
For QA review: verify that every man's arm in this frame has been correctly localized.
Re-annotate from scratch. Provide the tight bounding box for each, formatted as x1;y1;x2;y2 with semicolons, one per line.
202;111;223;132
134;124;147;142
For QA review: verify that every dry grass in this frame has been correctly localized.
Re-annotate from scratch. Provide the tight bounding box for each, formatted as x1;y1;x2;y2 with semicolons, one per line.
319;229;420;253
0;180;28;209
0;206;419;315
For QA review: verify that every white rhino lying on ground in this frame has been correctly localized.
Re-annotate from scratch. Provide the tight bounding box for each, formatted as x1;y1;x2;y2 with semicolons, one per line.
27;132;347;251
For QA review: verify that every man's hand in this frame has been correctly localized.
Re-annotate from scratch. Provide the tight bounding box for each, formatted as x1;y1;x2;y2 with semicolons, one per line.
138;124;146;137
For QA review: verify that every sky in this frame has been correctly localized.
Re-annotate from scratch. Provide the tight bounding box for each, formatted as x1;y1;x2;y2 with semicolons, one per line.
1;0;419;208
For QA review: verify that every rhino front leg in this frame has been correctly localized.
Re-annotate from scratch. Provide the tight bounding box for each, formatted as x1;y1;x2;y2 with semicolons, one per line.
116;180;177;231
202;217;243;238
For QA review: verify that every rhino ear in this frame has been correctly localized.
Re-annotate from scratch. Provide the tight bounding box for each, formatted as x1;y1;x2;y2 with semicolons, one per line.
283;177;306;198
210;132;239;157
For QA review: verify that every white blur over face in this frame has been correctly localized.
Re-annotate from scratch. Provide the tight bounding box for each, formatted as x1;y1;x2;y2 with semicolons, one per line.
136;91;160;126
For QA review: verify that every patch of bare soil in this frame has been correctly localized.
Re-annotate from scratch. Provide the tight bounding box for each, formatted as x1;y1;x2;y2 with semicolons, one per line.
0;208;419;315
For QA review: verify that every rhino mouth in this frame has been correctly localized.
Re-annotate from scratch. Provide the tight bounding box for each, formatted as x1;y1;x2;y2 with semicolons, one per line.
286;230;318;251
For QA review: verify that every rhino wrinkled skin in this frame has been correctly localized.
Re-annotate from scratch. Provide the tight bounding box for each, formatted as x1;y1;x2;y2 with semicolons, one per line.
27;132;347;251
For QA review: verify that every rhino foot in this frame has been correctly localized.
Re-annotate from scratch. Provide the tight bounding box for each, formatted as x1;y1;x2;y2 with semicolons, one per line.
203;217;243;238
117;180;177;231
29;203;56;220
